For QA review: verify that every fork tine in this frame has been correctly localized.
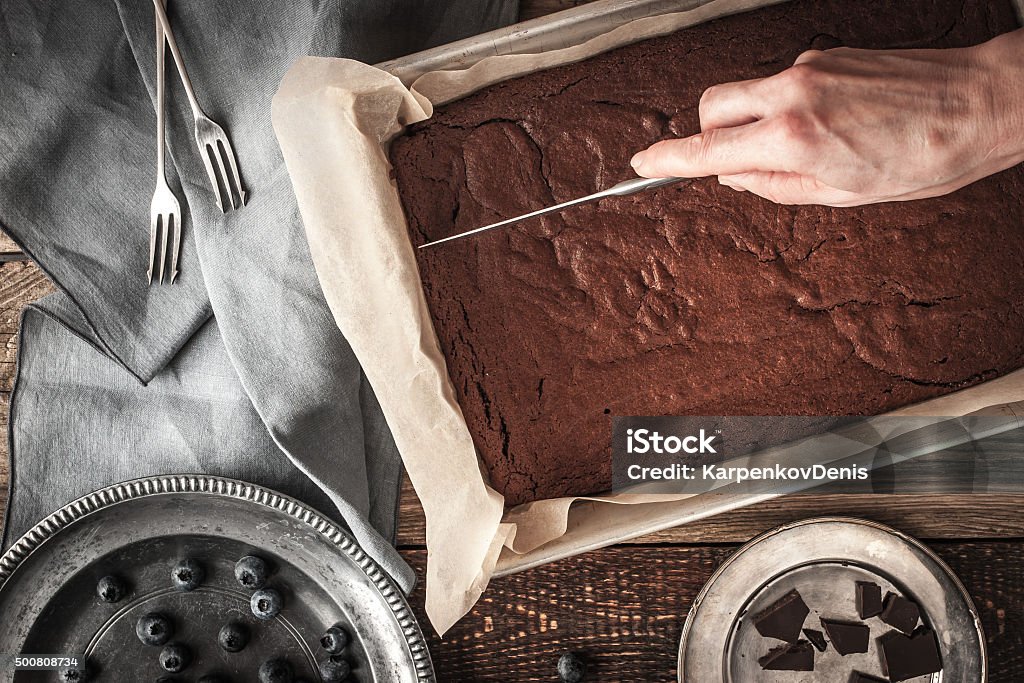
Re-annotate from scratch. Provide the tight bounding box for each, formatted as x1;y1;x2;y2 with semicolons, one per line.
158;214;169;284
211;140;235;210
200;144;225;213
148;211;160;284
218;138;246;207
169;213;181;284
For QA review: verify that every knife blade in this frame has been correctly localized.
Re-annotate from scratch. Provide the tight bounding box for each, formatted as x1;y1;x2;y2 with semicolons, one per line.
417;175;685;249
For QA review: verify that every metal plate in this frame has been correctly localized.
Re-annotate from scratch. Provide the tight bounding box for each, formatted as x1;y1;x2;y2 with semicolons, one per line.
678;518;986;682
0;476;434;683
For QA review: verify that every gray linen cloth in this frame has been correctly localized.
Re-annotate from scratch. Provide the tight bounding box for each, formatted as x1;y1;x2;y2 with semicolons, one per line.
0;0;518;591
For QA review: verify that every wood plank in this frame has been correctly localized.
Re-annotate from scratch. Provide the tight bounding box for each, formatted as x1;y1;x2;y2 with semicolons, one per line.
519;0;602;21
400;542;1024;681
397;474;1024;547
0;392;7;525
402;545;731;682
0;261;53;393
0;224;25;262
0;232;19;256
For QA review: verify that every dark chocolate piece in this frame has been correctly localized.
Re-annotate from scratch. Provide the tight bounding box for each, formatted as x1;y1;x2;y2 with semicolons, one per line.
879;592;921;635
849;673;887;683
757;641;814;672
880;627;943;682
856;581;883;619
803;628;827;652
391;0;1024;505
753;590;810;643
820;618;869;655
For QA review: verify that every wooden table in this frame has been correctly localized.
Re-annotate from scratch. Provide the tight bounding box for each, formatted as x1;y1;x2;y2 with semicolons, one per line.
2;2;1023;679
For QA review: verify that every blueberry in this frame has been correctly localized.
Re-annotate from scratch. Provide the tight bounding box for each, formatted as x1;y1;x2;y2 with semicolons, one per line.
58;663;90;682
170;558;205;591
136;612;174;646
250;588;283;620
318;656;350;682
218;621;250;653
234;555;269;590
96;575;128;603
557;651;586;683
320;624;350;654
159;643;192;673
257;658;293;683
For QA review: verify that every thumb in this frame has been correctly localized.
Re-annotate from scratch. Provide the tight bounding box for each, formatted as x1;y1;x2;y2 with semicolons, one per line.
630;121;779;179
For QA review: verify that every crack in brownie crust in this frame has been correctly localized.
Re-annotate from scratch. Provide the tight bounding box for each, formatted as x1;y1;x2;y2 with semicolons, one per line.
389;0;1024;505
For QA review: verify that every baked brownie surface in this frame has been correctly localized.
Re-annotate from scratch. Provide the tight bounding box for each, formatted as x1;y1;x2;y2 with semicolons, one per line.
390;0;1024;505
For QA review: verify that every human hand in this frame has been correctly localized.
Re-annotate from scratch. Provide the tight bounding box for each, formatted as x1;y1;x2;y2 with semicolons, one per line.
629;29;1024;206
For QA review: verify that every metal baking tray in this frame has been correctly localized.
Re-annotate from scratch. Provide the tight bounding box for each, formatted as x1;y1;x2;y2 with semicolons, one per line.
379;0;1024;84
376;0;1024;580
678;517;985;682
379;0;764;85
0;476;433;682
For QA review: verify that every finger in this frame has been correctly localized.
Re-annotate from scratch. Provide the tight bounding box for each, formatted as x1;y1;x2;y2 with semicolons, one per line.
631;120;788;179
719;171;868;206
699;77;768;130
717;175;748;192
793;49;825;65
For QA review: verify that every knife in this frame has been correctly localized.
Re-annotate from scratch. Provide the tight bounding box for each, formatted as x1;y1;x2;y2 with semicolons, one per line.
417;175;685;249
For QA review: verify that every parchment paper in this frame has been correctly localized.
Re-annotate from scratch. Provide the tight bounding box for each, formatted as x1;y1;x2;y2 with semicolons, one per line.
272;0;1024;633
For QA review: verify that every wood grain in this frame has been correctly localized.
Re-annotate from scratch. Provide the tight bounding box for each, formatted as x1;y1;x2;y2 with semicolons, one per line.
0;392;8;525
401;542;1024;682
0;234;20;260
397;475;1024;547
0;224;26;263
0;261;54;393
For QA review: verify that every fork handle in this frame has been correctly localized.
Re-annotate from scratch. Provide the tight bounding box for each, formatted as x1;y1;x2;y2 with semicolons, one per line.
155;0;167;179
152;0;204;120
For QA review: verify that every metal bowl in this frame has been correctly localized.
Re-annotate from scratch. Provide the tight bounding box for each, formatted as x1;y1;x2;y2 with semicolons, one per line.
0;475;433;682
678;517;985;682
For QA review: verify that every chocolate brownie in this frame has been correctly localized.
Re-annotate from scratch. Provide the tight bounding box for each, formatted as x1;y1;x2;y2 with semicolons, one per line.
389;0;1024;504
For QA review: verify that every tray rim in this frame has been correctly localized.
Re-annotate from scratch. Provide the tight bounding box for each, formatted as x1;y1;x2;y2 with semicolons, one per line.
0;474;435;683
676;516;987;683
378;0;1024;82
376;0;726;84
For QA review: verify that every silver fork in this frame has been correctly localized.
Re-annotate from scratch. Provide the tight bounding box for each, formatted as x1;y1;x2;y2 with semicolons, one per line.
149;0;181;284
152;0;246;212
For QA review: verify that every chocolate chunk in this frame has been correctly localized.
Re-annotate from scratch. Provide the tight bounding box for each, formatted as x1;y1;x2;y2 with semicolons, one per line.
758;641;814;672
855;581;883;619
753;589;810;642
820;618;869;655
849;673;887;683
803;628;827;652
879;592;921;635
880;627;943;682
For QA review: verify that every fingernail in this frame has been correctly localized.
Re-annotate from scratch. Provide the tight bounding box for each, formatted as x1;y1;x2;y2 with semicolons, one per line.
630;151;647;171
